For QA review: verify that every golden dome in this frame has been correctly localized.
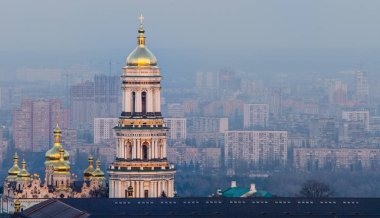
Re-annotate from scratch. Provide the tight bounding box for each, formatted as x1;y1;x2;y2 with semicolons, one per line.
7;153;20;177
92;159;105;178
53;148;70;174
17;159;30;179
83;155;94;180
45;124;69;163
126;17;158;67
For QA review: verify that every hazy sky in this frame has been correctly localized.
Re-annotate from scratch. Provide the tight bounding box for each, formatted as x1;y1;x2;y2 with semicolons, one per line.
1;1;380;75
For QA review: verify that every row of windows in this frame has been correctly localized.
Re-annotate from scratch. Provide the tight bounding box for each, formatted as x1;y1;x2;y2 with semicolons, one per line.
123;81;160;85
113;200;360;206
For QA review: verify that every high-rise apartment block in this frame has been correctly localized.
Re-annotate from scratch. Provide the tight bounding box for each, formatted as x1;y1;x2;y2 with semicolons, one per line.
309;118;338;147
328;80;347;105
355;71;369;103
187;117;228;133
13;99;68;152
267;89;282;118
70;81;95;129
294;148;380;171
342;110;370;130
196;71;219;90
94;118;118;144
94;75;120;118
225;131;287;175
187;117;228;147
243;104;269;128
167;103;185;118
164;118;187;140
167;146;222;169
13;100;33;151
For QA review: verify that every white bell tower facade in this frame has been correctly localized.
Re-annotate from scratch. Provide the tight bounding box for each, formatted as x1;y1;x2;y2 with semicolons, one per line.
109;16;175;198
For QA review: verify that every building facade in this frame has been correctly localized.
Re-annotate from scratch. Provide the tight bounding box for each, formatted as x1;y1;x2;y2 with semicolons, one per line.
94;75;120;118
70;81;95;130
164;118;187;140
294;148;380;171
94;118;118;144
243;104;269;129
342;110;370;130
108;19;175;198
355;71;369;103
13;99;68;152
167;146;222;169
225;131;287;175
186;117;228;147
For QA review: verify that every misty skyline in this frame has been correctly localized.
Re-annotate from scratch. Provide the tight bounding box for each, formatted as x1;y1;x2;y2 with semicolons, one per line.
1;1;380;78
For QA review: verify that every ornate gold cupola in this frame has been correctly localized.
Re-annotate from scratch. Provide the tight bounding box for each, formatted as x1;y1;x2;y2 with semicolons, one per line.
45;124;69;164
17;159;31;181
54;148;70;174
83;155;94;181
126;14;158;67
92;159;105;179
7;153;20;181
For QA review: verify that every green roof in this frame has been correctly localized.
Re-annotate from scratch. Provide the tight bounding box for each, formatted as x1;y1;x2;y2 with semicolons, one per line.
222;187;250;197
222;187;273;198
252;191;273;198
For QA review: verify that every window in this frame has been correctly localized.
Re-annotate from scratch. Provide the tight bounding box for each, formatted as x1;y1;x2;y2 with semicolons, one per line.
132;92;136;114
142;92;147;115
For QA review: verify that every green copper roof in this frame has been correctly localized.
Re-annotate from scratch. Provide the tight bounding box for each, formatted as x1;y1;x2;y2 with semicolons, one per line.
252;191;273;198
222;187;250;197
222;187;273;198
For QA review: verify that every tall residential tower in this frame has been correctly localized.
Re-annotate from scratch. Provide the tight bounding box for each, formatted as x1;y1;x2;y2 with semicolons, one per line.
108;17;175;198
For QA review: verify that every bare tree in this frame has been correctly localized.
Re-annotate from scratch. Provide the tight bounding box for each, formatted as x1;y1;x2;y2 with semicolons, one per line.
89;186;109;198
160;191;167;198
299;180;333;198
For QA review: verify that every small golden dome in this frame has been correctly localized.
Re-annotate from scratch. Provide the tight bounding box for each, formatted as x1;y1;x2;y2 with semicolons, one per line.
17;159;30;179
83;155;94;180
45;124;69;163
92;159;105;178
7;153;20;177
126;17;158;67
53;148;70;174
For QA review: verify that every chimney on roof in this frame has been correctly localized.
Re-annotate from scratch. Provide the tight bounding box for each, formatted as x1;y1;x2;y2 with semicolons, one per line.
231;181;237;188
250;183;257;193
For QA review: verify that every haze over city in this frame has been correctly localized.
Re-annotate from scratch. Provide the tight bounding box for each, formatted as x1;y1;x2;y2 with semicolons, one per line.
2;1;380;217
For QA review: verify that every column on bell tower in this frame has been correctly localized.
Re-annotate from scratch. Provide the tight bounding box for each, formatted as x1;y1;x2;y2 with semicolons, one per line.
124;89;131;113
153;88;161;113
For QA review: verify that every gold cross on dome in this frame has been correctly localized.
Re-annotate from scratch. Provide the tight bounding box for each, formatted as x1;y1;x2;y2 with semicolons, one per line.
139;14;144;25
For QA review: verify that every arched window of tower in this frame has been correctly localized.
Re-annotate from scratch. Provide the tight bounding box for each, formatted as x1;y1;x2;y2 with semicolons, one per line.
142;91;147;115
126;141;132;159
132;92;136;114
142;142;149;160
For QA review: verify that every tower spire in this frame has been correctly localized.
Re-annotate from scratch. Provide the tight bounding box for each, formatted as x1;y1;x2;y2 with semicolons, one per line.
54;123;62;145
139;14;144;26
137;14;146;46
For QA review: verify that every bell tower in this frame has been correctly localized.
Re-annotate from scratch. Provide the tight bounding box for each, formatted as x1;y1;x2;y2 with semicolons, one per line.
108;16;175;198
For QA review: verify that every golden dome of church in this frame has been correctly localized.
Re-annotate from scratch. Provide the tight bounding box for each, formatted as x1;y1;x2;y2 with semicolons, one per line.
83;155;94;181
91;159;105;179
126;15;157;67
53;148;70;174
45;124;69;163
7;153;20;180
17;159;31;180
